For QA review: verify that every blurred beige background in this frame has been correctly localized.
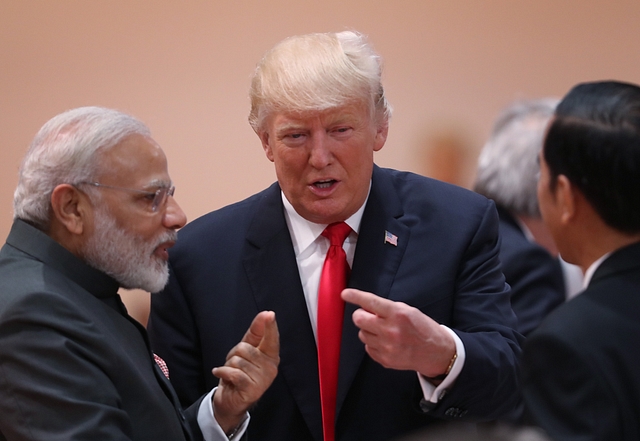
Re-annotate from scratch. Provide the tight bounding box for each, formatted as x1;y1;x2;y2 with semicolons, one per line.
2;1;639;323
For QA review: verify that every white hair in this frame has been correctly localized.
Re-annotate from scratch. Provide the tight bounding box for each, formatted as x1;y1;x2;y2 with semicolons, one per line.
248;30;392;133
474;98;559;217
13;106;150;230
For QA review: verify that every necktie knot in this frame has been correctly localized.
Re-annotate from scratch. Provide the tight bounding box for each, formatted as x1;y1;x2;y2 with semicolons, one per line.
322;222;351;247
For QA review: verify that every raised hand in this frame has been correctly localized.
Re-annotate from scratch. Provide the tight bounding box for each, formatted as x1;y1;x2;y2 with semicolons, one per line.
211;310;280;433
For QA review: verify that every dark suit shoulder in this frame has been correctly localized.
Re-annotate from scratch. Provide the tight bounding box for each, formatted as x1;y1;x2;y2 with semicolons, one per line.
525;280;640;379
0;244;96;314
381;167;490;204
375;167;494;223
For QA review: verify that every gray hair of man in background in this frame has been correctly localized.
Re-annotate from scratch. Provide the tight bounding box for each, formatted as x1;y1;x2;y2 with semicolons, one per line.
248;30;393;133
473;98;559;217
13;106;150;231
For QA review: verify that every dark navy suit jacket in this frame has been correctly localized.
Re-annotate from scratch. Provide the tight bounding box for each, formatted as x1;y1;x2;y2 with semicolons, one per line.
149;166;523;441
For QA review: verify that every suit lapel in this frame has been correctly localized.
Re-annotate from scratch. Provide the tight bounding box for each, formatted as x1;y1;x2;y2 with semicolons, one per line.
241;171;412;435
336;166;410;417
242;184;324;440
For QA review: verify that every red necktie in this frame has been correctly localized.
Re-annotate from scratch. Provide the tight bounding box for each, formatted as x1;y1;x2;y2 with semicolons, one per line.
317;221;351;441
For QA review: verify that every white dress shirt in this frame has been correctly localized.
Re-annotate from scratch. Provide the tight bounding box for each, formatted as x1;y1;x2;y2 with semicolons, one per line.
281;189;464;406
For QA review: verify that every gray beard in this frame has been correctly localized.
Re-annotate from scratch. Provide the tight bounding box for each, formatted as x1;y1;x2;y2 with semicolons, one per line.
82;208;176;293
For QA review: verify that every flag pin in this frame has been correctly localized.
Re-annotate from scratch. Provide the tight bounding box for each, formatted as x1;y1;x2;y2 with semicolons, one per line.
384;230;398;246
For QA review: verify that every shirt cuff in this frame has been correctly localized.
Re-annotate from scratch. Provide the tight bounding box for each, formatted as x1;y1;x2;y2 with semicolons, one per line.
417;325;465;404
197;387;250;441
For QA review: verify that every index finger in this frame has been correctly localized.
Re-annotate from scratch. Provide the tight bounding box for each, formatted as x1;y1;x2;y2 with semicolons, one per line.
341;288;393;318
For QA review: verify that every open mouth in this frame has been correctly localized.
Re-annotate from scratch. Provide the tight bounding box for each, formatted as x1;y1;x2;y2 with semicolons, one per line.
154;240;176;260
313;179;337;189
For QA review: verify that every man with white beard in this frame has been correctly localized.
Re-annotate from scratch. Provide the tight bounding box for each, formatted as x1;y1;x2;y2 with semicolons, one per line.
0;106;279;441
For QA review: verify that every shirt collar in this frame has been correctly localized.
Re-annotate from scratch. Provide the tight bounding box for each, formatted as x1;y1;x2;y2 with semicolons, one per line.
281;182;370;257
582;252;611;288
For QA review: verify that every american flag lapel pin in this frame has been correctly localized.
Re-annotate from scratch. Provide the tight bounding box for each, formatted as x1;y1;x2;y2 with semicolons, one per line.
384;230;398;246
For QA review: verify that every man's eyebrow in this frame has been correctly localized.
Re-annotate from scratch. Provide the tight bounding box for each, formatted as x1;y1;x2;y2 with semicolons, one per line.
275;122;305;133
144;179;172;190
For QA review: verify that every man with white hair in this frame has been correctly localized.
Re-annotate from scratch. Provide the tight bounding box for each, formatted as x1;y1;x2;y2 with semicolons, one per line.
0;107;279;441
473;99;567;336
149;31;522;441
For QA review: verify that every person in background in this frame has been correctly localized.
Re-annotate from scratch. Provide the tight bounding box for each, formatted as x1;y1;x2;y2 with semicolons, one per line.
149;30;522;441
0;106;279;441
522;80;640;440
473;98;566;336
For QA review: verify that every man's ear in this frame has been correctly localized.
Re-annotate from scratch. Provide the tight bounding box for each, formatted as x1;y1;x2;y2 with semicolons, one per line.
555;175;577;225
373;121;389;152
50;184;89;235
259;131;275;162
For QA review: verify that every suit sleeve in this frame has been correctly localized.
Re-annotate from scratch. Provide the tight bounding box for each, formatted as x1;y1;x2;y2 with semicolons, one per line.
522;333;622;441
0;293;137;440
431;201;524;421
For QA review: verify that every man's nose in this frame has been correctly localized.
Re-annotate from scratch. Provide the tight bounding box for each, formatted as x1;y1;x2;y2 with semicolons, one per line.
308;132;333;169
163;195;187;230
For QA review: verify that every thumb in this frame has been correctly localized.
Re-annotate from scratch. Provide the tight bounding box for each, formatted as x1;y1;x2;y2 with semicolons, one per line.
257;312;279;358
241;310;276;348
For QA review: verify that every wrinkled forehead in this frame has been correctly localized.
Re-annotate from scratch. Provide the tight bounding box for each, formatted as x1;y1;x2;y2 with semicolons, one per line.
95;134;169;185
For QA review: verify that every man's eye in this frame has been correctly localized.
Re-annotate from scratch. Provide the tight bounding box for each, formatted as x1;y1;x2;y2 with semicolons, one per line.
331;127;353;137
144;193;156;201
281;133;306;146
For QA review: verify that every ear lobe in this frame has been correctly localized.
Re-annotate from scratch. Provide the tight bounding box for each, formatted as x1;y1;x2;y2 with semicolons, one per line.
50;184;88;235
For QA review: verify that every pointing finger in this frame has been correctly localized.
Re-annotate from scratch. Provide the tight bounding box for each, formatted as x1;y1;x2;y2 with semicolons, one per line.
342;288;392;318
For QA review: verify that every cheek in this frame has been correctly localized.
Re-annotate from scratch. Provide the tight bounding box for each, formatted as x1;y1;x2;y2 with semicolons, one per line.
274;149;307;176
126;218;161;242
343;147;374;177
